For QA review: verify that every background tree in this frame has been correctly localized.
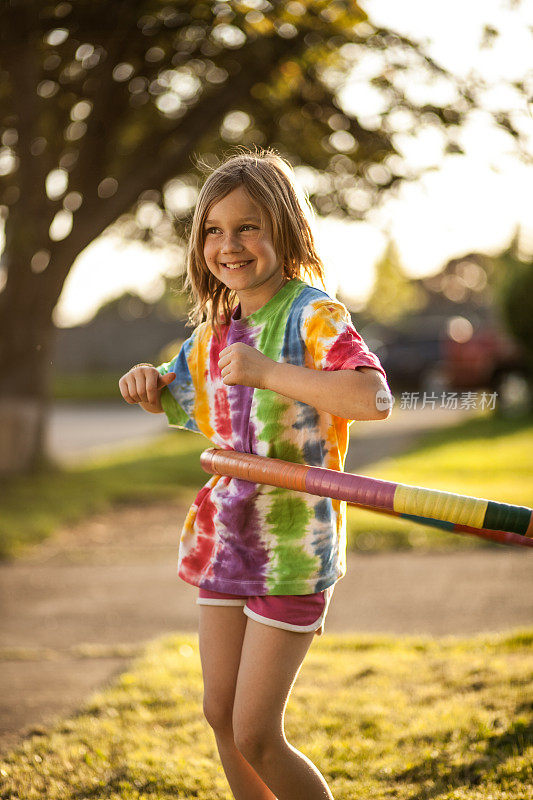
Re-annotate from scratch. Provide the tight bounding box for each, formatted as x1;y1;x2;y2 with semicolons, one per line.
364;239;426;325
494;240;533;376
0;0;529;472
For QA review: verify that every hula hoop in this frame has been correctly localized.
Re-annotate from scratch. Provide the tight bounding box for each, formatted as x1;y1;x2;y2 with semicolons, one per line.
200;449;533;549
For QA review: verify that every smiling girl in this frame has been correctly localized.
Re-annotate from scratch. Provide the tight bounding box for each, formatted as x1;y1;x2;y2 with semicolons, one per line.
119;148;391;800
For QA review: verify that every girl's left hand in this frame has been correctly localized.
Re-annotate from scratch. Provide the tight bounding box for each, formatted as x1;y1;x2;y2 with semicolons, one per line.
218;343;274;389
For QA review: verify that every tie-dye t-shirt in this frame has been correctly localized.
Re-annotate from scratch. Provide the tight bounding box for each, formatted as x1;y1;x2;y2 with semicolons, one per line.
156;279;385;596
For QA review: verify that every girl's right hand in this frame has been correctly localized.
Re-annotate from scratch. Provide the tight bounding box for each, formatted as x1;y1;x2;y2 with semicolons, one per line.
118;365;176;414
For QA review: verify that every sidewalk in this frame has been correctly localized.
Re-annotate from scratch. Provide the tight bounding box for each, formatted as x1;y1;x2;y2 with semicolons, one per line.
46;400;168;464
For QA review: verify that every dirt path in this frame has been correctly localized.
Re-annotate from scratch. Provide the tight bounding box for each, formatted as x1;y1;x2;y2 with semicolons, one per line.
1;406;531;755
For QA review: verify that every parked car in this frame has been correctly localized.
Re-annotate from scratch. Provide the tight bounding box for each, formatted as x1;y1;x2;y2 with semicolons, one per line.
361;313;531;415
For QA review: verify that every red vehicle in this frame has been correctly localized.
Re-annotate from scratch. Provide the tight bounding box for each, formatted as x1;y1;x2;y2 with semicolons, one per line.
364;315;531;415
442;322;524;387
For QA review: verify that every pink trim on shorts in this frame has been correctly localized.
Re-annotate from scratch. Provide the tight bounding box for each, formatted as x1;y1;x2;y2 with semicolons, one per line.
197;587;334;633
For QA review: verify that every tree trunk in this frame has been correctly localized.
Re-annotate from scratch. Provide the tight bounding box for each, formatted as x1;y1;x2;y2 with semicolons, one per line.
0;396;49;474
0;262;56;475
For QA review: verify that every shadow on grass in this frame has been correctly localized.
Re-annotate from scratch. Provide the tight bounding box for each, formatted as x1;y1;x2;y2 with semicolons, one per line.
69;766;187;800
68;771;186;799
391;714;533;799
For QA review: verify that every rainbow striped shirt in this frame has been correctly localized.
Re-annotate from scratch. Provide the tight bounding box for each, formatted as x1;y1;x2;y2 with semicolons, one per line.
157;279;385;595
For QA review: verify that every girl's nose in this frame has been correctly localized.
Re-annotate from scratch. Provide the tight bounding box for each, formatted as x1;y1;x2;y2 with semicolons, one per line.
220;232;244;253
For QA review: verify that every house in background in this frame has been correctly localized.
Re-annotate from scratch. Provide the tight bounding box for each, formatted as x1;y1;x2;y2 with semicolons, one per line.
52;292;189;374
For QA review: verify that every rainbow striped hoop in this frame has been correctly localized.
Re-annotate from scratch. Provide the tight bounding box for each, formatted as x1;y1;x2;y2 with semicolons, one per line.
200;449;533;549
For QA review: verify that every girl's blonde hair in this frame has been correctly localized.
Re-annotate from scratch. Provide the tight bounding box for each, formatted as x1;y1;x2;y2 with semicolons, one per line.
184;147;326;333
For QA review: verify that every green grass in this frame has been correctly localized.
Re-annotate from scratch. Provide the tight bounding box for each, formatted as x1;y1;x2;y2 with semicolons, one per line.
0;431;207;560
52;373;124;402
1;414;532;560
1;630;532;799
347;414;533;552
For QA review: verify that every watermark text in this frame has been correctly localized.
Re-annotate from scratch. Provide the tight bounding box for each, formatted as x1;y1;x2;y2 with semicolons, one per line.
398;391;498;411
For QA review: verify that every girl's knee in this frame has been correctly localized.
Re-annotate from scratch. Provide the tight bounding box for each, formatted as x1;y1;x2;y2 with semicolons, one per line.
203;695;234;735
233;715;282;766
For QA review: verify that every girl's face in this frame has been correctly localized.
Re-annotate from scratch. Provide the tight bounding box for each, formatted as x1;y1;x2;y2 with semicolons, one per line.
202;185;286;317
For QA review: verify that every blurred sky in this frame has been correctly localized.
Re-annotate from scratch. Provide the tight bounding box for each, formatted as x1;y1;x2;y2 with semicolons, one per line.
41;0;533;325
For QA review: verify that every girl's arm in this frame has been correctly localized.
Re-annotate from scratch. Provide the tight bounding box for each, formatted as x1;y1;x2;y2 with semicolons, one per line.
218;343;392;421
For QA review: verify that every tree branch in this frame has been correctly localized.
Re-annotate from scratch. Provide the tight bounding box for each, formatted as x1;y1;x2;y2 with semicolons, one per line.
54;30;311;265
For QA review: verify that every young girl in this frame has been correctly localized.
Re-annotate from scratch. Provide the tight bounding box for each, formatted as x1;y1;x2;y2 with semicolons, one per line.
119;148;390;800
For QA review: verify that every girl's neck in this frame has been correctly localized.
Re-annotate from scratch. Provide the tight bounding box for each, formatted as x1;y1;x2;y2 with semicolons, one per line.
237;274;289;318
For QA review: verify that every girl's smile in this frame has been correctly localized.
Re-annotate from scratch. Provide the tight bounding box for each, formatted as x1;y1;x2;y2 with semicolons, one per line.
221;259;254;271
203;185;286;316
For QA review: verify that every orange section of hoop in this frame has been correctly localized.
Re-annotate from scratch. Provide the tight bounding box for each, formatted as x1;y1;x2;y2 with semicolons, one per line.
200;448;309;492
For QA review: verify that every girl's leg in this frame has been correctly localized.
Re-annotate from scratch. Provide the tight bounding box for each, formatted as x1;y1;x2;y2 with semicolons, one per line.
198;605;277;800
232;618;334;800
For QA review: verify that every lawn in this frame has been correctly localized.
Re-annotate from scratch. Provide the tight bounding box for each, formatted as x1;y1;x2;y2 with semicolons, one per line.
1;630;531;799
0;430;207;559
1;412;531;559
346;413;533;552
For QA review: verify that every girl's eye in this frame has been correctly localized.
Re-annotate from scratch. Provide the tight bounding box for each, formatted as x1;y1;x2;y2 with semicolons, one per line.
204;225;257;235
